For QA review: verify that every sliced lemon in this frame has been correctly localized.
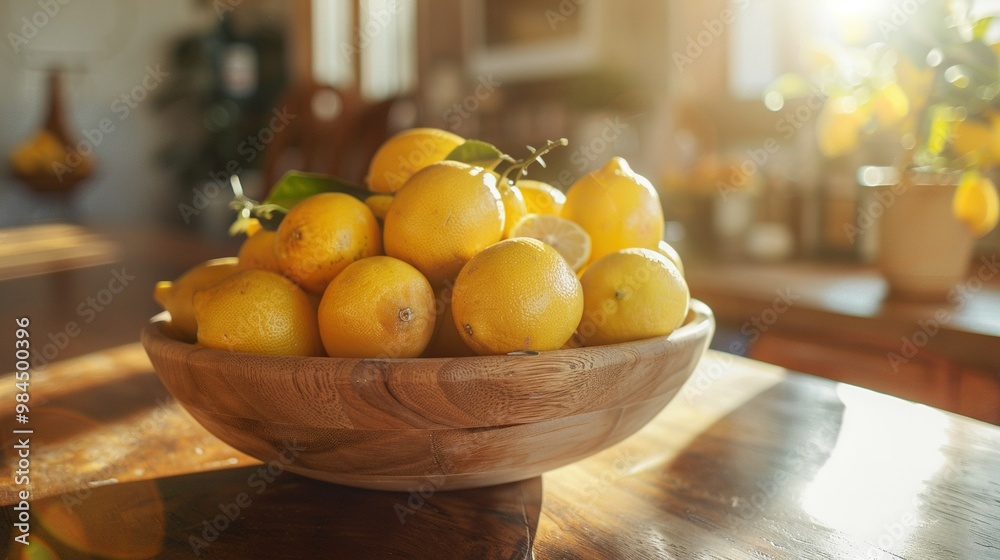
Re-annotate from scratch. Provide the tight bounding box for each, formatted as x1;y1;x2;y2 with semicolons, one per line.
509;213;592;271
953;172;1000;237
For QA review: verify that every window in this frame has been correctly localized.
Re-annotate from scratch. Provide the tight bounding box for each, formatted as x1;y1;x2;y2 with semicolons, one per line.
311;0;416;100
311;0;353;87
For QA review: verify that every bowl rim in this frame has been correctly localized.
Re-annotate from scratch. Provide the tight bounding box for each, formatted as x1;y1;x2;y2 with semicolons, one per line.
142;299;715;366
142;299;715;431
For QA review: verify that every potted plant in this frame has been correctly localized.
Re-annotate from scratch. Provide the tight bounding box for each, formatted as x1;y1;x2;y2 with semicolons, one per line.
774;1;1000;299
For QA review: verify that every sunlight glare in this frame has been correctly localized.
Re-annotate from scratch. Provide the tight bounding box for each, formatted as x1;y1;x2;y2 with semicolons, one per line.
801;384;948;541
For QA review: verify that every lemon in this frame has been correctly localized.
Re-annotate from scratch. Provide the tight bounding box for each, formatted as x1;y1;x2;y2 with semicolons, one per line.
366;128;464;193
561;157;664;263
951;119;993;162
11;131;70;175
500;183;528;239
577;248;690;346
518;179;566;215
953;172;1000;237
193;269;323;356
816;97;864;159
276;192;382;294
509;213;592;271
452;238;583;355
422;287;476;358
153;257;240;341
870;83;909;127
318;256;435;358
655;240;684;277
384;161;505;286
989;115;1000;162
237;219;281;273
364;194;394;220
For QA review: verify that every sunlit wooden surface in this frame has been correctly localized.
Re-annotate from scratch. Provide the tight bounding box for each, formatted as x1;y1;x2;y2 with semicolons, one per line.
2;345;999;559
0;224;118;281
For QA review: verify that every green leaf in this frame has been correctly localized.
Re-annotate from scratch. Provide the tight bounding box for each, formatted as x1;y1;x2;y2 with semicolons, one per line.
973;17;996;40
444;140;505;169
926;105;957;156
264;171;371;209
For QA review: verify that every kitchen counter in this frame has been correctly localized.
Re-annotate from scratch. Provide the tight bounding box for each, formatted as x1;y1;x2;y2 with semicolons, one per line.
688;259;1000;424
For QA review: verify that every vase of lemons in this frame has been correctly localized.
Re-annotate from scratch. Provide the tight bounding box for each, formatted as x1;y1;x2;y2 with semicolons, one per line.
872;168;980;300
775;1;1000;299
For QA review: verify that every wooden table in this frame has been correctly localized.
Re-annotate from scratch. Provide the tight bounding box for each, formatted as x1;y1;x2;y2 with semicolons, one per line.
0;224;119;281
2;344;998;559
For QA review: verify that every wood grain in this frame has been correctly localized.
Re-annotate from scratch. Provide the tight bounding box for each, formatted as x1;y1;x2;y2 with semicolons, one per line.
0;343;257;506
0;224;118;281
141;301;716;490
4;347;999;559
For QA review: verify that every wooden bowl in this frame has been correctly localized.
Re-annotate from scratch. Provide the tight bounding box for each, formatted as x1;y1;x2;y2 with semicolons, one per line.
141;300;715;491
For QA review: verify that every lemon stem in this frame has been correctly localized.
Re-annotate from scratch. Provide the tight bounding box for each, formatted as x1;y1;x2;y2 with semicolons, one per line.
498;138;568;186
227;175;290;236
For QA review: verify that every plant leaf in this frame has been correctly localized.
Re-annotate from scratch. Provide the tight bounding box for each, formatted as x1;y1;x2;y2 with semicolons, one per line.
974;17;996;40
926;105;956;156
444;140;505;169
264;171;371;209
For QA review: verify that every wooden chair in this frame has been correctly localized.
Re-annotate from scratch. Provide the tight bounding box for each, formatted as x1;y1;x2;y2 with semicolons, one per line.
262;82;415;193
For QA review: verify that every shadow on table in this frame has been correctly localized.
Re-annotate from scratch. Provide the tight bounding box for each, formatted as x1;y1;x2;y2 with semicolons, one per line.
3;466;542;559
532;374;847;559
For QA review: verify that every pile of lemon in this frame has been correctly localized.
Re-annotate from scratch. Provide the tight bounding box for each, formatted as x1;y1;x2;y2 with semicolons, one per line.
154;128;690;358
10;130;93;180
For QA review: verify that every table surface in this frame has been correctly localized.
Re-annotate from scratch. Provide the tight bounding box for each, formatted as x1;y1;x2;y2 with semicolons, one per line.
0;223;119;282
2;344;998;559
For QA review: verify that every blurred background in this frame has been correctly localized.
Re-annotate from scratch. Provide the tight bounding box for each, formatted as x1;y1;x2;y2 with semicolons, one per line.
1;0;999;423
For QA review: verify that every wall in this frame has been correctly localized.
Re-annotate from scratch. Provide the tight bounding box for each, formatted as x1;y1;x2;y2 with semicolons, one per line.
0;0;212;228
0;0;292;231
414;0;673;184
